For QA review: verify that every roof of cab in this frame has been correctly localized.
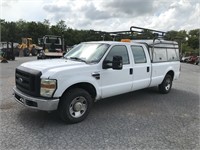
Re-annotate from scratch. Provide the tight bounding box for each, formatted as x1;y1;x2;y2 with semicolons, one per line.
131;39;178;45
83;41;143;46
83;39;177;45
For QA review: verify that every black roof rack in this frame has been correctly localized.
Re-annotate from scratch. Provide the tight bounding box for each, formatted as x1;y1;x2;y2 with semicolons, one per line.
107;26;166;38
130;26;165;36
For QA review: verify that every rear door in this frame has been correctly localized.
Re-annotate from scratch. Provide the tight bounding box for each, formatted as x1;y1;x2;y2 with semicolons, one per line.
130;45;151;90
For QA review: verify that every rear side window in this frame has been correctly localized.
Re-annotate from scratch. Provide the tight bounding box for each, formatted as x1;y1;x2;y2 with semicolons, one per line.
167;48;178;61
131;46;147;63
152;48;179;62
105;45;129;64
153;48;167;62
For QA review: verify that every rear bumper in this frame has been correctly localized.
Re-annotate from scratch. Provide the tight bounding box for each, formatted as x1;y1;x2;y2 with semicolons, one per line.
13;87;59;111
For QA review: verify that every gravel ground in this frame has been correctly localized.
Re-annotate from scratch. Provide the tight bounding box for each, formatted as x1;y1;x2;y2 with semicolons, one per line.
0;57;199;150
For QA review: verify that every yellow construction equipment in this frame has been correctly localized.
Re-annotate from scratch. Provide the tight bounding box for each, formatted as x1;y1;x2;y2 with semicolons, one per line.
18;38;38;56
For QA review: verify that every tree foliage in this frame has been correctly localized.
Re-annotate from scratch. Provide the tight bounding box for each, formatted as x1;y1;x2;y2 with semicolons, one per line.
164;29;199;54
0;19;107;46
0;19;199;54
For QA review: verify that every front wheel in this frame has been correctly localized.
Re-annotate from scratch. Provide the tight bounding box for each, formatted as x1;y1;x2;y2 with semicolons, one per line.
58;88;93;124
158;74;172;94
23;48;30;56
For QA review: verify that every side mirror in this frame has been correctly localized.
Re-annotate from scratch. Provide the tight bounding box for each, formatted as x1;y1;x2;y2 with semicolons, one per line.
112;56;123;70
103;56;123;70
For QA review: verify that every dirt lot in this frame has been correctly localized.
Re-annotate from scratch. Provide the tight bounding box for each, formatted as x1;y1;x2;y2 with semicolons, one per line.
0;57;199;150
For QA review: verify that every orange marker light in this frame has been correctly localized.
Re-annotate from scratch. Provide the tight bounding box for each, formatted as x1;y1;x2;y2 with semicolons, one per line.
121;39;131;42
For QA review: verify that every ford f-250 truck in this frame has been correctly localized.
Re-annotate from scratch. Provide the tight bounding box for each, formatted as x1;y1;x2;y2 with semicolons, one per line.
13;39;180;123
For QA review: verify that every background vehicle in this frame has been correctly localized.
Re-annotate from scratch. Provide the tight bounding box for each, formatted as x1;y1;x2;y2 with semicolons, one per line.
17;38;40;56
37;35;64;59
187;56;199;65
181;56;190;62
0;42;15;61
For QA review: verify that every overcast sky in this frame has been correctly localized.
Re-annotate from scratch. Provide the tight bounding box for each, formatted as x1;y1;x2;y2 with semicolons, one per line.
1;0;199;32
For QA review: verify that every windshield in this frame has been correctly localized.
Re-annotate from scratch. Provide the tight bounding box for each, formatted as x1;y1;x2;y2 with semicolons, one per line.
44;37;61;45
64;43;110;63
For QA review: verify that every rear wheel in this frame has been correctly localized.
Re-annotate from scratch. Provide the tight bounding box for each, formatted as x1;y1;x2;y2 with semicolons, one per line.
5;51;10;60
37;51;46;59
11;55;15;60
31;48;37;56
158;74;172;94
58;88;93;124
14;48;19;56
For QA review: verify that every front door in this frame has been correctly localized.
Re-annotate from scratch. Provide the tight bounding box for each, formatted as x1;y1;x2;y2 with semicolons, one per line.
101;45;133;98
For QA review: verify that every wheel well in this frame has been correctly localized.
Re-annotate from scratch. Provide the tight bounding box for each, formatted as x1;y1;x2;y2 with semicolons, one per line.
167;70;174;80
63;82;97;100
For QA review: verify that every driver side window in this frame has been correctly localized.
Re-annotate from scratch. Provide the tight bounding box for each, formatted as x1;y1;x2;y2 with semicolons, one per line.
105;45;129;64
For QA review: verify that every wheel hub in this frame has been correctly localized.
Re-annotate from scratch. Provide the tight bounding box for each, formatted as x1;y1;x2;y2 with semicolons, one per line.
73;102;83;111
165;79;171;90
69;96;87;118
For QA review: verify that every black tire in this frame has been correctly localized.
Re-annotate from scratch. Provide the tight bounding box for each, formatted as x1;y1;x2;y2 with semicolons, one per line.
11;55;15;60
158;74;172;94
31;48;37;56
23;48;30;57
37;52;46;59
58;88;93;124
5;51;10;60
14;48;19;56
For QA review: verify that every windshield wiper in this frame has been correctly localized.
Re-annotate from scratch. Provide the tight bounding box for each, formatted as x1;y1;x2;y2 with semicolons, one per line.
69;57;87;63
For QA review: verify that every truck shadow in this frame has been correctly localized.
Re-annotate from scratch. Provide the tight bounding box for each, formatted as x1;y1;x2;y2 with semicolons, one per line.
17;87;199;126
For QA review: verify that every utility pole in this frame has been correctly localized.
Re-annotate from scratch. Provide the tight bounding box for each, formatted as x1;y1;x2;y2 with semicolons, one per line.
101;34;105;41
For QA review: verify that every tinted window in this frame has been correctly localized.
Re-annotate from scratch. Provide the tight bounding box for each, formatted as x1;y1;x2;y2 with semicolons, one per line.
131;46;147;63
105;45;129;64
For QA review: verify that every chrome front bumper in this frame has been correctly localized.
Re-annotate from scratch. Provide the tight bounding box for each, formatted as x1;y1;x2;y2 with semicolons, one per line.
13;87;59;111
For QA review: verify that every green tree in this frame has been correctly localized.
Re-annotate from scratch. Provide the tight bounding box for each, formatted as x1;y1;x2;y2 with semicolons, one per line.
50;20;67;35
0;19;199;51
0;19;7;41
165;30;190;54
188;29;199;50
164;30;179;40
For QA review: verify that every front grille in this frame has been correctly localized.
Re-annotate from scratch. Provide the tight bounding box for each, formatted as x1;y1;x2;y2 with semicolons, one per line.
16;66;42;97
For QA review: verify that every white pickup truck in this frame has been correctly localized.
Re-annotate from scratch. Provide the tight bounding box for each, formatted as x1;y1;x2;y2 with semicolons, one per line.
13;39;180;123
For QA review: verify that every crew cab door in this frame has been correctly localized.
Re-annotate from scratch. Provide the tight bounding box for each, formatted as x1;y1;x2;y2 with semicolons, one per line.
101;45;133;98
130;45;151;90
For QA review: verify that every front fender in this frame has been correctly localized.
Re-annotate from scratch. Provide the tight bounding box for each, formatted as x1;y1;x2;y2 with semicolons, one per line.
53;75;101;100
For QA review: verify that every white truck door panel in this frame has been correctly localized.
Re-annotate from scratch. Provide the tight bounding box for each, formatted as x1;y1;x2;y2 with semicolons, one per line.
130;45;151;91
132;64;151;90
101;45;132;98
101;65;132;98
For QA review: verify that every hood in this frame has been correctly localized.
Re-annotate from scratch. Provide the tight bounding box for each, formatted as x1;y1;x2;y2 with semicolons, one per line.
21;58;86;73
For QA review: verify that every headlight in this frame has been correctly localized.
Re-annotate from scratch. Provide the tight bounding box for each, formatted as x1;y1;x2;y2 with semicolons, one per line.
40;79;57;97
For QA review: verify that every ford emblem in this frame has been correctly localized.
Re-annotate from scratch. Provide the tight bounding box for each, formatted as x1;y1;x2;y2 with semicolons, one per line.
19;78;23;83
